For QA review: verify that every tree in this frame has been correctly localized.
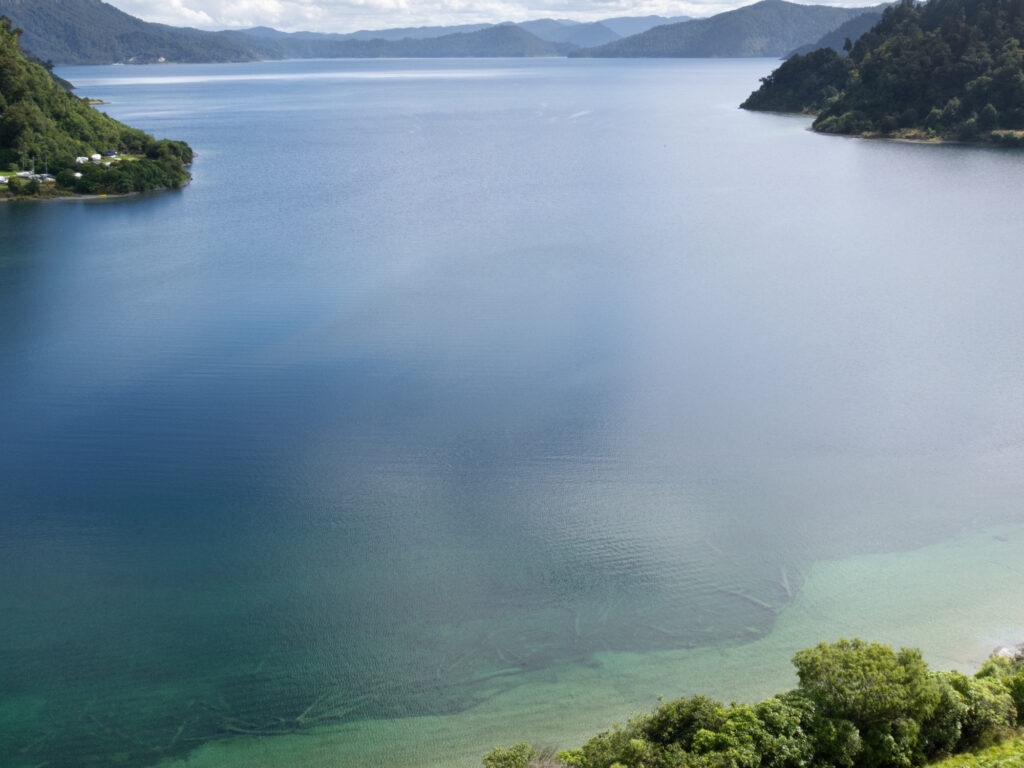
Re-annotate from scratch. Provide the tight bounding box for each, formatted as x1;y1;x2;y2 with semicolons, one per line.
644;695;727;749
792;639;941;768
793;640;938;726
751;693;817;768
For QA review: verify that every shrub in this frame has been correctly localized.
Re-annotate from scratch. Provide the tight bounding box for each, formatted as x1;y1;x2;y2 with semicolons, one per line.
645;696;726;749
1006;670;1024;722
948;674;1017;747
920;673;968;756
483;742;538;768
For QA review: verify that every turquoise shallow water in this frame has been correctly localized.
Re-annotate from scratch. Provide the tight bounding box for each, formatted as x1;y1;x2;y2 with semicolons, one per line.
1;58;1024;768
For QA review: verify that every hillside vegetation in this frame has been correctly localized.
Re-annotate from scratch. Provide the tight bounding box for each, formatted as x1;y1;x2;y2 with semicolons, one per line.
929;734;1024;767
484;639;1024;768
742;0;1024;142
0;16;192;197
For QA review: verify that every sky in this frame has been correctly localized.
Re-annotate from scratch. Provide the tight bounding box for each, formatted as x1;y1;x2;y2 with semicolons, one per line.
105;0;865;34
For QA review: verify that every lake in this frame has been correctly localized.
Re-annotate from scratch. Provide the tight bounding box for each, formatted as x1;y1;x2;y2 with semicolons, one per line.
2;57;1024;768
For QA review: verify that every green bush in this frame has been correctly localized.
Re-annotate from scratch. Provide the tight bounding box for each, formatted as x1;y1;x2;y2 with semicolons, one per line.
1006;670;1024;722
483;742;538;768
920;673;968;756
951;675;1016;747
645;695;726;749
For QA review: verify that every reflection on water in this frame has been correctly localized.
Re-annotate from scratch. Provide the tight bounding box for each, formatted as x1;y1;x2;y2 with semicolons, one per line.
70;68;531;88
2;58;1024;768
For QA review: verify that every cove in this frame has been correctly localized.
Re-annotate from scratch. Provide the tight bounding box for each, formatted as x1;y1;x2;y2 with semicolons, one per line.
2;57;1024;768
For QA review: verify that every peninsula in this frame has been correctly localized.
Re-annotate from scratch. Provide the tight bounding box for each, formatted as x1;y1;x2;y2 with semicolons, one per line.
741;0;1024;144
0;15;193;200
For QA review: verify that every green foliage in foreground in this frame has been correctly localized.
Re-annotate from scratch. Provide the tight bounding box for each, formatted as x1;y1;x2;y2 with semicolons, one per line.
484;639;1024;768
741;0;1024;141
0;16;193;197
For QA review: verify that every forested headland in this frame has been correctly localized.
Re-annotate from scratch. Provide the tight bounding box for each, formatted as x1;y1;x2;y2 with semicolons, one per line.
484;639;1024;768
0;16;192;199
741;0;1024;143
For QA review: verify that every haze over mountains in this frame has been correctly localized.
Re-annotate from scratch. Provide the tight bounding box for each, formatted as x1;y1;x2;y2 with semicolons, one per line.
572;1;885;57
0;0;881;66
785;6;886;56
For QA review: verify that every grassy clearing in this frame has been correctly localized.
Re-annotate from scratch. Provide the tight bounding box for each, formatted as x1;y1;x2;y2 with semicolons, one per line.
929;733;1024;768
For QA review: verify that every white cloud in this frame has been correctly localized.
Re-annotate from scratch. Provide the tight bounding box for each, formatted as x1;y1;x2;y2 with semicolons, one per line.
106;0;869;33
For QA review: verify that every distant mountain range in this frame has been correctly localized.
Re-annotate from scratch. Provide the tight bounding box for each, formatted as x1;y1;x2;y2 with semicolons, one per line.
0;0;878;66
517;19;619;48
233;25;578;59
572;0;877;58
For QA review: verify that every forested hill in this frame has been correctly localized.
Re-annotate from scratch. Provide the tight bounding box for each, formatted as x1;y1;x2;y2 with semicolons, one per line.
742;0;1024;143
571;1;876;58
0;0;257;64
0;16;192;197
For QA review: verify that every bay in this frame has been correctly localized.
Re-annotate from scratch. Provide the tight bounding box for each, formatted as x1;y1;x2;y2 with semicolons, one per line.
1;58;1024;768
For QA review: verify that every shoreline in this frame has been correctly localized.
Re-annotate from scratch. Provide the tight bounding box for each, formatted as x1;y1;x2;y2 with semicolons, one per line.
808;120;1020;146
744;108;1021;146
0;176;192;203
155;523;1024;768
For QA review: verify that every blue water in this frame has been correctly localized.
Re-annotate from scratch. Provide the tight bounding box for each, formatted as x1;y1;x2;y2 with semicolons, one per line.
2;58;1024;768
